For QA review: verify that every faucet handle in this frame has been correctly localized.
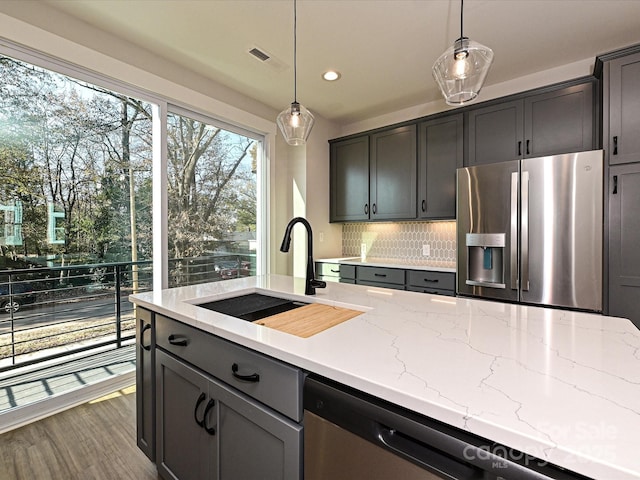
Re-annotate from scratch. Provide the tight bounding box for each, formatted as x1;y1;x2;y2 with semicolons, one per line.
310;279;327;289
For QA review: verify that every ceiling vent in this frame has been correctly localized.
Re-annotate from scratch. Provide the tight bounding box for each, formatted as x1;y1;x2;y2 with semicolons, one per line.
247;46;288;72
249;47;270;62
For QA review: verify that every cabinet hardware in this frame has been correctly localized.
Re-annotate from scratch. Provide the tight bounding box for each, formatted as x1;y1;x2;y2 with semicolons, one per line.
140;323;151;351
374;273;387;278
364;204;369;215
330;269;339;273
168;334;188;346
613;175;618;194
421;200;426;212
518;141;522;156
232;363;260;382
372;203;377;215
613;136;618;155
203;399;217;435
193;392;206;427
423;278;439;283
526;139;530;155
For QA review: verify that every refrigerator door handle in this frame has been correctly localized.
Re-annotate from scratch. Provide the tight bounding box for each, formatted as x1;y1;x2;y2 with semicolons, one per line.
510;172;518;290
521;171;530;291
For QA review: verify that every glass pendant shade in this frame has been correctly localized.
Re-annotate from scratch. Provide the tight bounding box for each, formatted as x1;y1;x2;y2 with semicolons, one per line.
432;37;494;105
277;101;315;146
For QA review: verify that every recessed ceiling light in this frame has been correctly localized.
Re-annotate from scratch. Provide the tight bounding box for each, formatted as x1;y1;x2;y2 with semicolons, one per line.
322;70;341;81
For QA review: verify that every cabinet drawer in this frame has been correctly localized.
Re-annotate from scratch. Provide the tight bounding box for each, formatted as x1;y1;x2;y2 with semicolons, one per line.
406;285;455;297
315;262;341;277
339;264;356;279
407;270;455;290
356;280;405;291
356;266;405;285
156;315;304;422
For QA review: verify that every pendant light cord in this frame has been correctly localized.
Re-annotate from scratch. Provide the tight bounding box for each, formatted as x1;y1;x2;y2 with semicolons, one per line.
460;0;464;40
293;0;298;103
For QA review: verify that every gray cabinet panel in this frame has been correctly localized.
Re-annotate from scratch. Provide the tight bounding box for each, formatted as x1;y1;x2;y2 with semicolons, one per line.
609;52;640;165
467;100;523;166
136;307;155;461
356;279;405;290
467;82;595;166
339;264;356;279
156;350;212;480
609;163;640;329
406;286;455;297
330;136;369;221
356;266;405;285
156;315;304;422
216;379;302;479
370;125;417;220
418;115;463;219
524;83;594;158
407;271;455;291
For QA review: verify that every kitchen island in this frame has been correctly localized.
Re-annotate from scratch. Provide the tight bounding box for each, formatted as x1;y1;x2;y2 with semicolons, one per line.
130;275;640;480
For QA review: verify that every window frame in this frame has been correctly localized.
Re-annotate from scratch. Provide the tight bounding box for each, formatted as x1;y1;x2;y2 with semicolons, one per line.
0;39;268;289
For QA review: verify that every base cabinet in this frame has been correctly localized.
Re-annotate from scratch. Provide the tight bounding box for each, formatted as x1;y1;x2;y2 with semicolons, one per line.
136;307;155;461
156;350;302;480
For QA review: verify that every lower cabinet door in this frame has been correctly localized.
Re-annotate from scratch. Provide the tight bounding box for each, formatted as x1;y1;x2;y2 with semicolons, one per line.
214;380;303;480
156;350;214;480
156;349;303;480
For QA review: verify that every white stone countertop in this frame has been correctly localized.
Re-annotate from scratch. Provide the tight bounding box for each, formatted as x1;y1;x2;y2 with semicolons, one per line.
130;275;640;479
316;256;457;273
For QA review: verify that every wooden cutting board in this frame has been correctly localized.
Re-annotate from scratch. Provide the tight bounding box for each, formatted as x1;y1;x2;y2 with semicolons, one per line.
253;303;363;338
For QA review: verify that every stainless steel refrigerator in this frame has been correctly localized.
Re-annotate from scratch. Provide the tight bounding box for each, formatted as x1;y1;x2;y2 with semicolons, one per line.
456;150;603;312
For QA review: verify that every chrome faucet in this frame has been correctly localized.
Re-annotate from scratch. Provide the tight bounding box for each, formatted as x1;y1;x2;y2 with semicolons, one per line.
280;217;326;295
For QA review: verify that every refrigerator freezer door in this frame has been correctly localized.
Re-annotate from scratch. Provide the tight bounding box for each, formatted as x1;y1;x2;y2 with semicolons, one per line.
521;151;603;311
456;160;520;302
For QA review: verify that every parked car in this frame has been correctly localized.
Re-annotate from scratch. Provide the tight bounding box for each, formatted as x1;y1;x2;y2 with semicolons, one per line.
0;281;36;313
218;261;251;280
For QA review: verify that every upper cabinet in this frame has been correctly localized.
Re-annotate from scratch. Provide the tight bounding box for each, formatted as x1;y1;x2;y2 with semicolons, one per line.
330;136;369;222
466;82;595;166
330;124;417;222
369;125;417;220
607;52;640;165
418;114;463;219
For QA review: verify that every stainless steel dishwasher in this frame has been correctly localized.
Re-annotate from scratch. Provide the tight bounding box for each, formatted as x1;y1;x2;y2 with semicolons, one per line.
303;375;590;480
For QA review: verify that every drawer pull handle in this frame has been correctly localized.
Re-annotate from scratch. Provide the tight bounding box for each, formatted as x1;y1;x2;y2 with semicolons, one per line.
140;323;151;351
421;199;426;212
374;273;387;277
372;203;377;215
518;140;522;156
194;392;206;427
330;269;339;273
364;204;369;215
203;399;217;435
232;363;260;383
613;136;618;155
168;334;188;346
423;278;439;283
526;139;530;155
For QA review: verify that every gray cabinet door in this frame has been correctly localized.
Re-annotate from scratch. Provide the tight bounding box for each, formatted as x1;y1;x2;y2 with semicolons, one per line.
609;52;640;165
467;100;523;166
524;82;594;158
608;163;640;329
215;378;302;480
330;136;369;221
156;350;213;480
418;115;463;219
136;307;155;461
370;124;417;220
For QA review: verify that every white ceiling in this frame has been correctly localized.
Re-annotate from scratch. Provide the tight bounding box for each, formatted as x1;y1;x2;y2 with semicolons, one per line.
39;0;640;125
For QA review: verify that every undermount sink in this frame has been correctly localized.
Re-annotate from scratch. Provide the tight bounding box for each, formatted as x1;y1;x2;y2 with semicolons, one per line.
196;293;308;321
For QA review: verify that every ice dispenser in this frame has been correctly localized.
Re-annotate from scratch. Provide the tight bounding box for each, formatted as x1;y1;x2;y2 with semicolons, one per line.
465;233;506;289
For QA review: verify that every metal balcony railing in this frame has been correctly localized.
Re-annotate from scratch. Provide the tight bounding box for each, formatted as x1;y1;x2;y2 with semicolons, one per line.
0;254;255;372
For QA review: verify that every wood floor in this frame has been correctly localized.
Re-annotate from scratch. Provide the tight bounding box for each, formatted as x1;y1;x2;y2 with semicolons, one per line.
0;386;160;480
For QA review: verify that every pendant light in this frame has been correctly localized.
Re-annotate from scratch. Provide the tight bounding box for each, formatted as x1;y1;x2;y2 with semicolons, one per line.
432;0;494;105
277;0;315;146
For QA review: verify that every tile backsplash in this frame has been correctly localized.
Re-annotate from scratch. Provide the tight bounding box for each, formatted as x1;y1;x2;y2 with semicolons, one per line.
342;221;457;263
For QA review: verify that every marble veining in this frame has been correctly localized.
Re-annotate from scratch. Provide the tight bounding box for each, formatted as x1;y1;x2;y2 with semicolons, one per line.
130;275;640;479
